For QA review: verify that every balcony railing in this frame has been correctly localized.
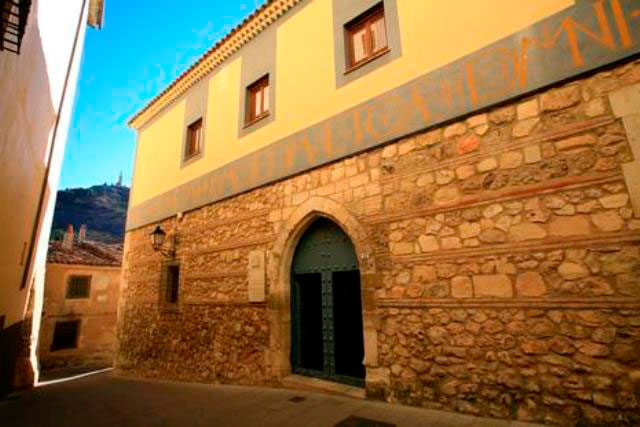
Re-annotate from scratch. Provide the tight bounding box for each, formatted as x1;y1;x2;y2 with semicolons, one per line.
1;0;32;54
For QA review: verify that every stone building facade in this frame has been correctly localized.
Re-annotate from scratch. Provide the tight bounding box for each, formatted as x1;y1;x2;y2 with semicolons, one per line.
119;1;640;425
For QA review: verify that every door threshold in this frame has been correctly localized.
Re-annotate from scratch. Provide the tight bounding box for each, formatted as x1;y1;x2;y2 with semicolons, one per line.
282;374;365;399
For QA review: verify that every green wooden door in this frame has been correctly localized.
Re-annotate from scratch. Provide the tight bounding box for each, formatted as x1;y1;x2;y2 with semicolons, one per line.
291;218;365;387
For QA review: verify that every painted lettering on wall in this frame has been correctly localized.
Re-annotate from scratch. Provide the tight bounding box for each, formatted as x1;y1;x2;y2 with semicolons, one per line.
128;0;640;230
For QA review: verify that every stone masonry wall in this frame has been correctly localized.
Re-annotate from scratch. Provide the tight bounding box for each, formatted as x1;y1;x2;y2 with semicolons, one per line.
117;59;640;425
117;190;278;386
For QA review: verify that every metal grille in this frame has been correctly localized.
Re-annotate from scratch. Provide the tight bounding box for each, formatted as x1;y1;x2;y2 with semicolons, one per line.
66;275;91;299
0;0;32;54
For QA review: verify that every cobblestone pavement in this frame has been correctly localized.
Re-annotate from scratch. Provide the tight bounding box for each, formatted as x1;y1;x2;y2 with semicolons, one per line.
0;372;541;427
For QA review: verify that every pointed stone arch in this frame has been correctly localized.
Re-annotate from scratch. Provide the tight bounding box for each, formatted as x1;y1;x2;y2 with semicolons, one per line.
267;196;381;385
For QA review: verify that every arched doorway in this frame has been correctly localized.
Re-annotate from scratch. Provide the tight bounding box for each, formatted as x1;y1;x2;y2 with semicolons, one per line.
290;217;365;387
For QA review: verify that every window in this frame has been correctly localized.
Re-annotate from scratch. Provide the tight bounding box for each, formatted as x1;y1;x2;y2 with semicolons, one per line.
51;320;80;351
345;4;388;70
246;75;270;124
185;118;203;159
164;264;180;304
66;275;91;299
333;0;400;87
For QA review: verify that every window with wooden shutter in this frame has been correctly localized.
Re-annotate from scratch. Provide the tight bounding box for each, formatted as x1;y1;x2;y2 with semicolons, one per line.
246;75;270;125
185;118;203;160
345;4;388;70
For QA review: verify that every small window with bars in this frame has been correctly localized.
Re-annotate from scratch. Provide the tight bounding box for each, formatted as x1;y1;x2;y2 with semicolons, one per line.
66;275;91;299
246;75;270;125
345;3;388;70
51;320;80;351
1;0;32;54
184;118;203;160
163;263;180;304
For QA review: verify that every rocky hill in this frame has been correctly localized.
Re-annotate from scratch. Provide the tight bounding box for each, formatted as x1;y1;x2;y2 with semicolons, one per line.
51;184;129;244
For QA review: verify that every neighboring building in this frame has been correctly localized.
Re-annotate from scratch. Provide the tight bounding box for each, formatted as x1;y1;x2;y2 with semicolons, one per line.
120;1;640;424
39;226;122;372
0;0;104;395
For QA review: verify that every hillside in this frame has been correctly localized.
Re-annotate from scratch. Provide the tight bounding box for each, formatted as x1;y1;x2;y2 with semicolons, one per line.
51;184;129;244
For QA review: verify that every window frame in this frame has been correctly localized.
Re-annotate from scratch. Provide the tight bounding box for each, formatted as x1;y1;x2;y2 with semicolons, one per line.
245;75;270;126
344;4;389;72
66;275;91;299
184;118;203;160
332;0;401;89
51;320;80;351
161;261;181;306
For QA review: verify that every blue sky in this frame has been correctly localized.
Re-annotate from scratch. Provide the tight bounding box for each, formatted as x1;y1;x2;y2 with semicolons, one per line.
59;1;263;189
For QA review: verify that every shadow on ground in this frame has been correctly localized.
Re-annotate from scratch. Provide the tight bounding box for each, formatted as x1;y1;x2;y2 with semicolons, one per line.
0;372;541;427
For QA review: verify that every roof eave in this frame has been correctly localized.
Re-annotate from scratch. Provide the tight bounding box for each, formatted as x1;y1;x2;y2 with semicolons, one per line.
127;0;303;131
87;0;105;30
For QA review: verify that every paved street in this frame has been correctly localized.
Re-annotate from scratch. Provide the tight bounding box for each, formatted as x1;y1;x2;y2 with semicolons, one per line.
0;371;541;427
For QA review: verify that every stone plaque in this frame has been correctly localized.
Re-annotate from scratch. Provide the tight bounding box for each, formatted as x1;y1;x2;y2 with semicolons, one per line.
248;250;265;302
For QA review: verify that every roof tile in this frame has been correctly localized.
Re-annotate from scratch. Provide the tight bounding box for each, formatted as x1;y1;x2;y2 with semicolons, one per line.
47;241;122;267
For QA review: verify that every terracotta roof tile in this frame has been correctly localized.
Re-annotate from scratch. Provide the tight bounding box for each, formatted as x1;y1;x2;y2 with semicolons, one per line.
47;241;122;267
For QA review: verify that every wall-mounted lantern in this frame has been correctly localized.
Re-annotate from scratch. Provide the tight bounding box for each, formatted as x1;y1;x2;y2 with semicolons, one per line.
150;225;175;258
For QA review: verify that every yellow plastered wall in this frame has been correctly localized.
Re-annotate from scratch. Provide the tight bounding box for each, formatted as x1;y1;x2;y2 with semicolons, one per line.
131;0;574;207
38;264;120;364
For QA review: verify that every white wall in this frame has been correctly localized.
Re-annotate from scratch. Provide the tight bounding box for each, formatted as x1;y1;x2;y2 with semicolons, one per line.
0;0;89;386
29;0;90;382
